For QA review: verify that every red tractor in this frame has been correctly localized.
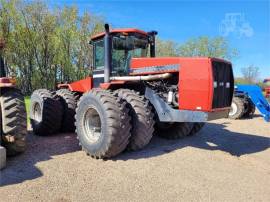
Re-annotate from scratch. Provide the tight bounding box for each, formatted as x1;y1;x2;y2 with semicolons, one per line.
0;39;27;156
263;78;270;101
30;24;234;159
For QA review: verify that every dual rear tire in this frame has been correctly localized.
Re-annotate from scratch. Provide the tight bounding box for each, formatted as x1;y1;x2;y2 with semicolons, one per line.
56;89;79;132
30;89;63;135
30;89;79;135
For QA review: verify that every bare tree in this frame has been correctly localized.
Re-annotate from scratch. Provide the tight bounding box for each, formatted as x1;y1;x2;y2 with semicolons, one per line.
241;65;260;83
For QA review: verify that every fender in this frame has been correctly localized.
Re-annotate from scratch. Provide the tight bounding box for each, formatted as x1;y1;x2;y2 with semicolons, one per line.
145;87;229;122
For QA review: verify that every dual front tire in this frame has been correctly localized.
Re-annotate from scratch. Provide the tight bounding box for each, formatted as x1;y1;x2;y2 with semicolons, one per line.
75;89;156;158
75;90;132;158
76;89;205;158
115;89;155;151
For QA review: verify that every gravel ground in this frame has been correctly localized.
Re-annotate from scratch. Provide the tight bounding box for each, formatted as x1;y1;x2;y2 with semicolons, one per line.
0;113;269;202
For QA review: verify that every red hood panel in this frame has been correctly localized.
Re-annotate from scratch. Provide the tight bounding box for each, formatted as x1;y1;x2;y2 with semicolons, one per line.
130;57;216;111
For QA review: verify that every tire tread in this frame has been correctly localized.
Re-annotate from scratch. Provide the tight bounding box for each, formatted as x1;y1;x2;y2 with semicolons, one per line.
1;89;27;156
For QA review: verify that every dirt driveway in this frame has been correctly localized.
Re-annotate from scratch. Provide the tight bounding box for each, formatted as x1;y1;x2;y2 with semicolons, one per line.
1;113;269;202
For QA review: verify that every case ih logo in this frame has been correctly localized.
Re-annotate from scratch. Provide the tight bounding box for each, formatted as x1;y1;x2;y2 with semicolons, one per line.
131;64;179;74
219;13;254;38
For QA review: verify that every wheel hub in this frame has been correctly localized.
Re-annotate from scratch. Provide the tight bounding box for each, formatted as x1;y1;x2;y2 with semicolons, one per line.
83;107;102;143
229;102;237;116
33;102;42;122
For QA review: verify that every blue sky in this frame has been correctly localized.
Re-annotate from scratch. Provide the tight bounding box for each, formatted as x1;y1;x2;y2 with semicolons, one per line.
49;0;270;78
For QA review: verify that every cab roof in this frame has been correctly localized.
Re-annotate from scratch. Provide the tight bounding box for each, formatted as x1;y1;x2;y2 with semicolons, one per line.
91;28;148;41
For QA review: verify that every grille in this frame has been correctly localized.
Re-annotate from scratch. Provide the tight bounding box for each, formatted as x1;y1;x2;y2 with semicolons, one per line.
212;61;234;109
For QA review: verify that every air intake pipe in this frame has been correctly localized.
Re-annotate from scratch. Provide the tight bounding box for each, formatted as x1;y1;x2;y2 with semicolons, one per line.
104;24;111;83
110;73;172;81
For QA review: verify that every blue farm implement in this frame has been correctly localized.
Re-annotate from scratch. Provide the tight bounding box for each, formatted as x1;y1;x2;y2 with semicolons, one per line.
229;84;270;122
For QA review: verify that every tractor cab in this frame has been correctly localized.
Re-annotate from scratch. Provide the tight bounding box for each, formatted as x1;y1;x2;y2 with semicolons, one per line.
90;24;157;86
263;78;270;99
0;39;14;87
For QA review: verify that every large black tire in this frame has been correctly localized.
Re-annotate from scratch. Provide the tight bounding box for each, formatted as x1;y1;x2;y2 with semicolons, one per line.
75;90;132;159
0;89;27;156
228;97;245;119
56;89;79;132
156;122;194;139
243;97;255;118
30;89;63;136
115;89;155;151
188;122;205;136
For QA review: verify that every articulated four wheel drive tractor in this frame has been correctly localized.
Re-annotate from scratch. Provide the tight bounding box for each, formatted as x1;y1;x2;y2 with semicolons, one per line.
29;24;234;159
0;39;27;169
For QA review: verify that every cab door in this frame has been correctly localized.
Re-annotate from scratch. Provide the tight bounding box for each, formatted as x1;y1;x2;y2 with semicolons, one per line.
93;39;105;87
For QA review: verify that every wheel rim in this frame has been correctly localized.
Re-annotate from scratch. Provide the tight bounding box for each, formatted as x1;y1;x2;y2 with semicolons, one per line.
83;106;102;143
33;102;42;122
229;102;237;116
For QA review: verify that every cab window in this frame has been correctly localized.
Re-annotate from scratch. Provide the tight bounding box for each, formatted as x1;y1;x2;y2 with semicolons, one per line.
93;39;104;70
112;35;148;75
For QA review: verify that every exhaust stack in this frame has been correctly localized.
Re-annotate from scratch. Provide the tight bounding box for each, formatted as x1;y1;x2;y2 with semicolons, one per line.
104;24;111;83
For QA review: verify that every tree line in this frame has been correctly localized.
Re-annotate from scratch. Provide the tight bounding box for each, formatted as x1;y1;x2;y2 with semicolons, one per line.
156;36;238;59
1;0;262;95
0;0;104;94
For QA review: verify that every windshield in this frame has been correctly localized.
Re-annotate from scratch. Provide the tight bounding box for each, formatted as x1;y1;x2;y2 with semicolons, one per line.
112;35;148;75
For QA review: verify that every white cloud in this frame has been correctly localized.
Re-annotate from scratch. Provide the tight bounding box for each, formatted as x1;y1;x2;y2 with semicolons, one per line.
219;13;254;38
